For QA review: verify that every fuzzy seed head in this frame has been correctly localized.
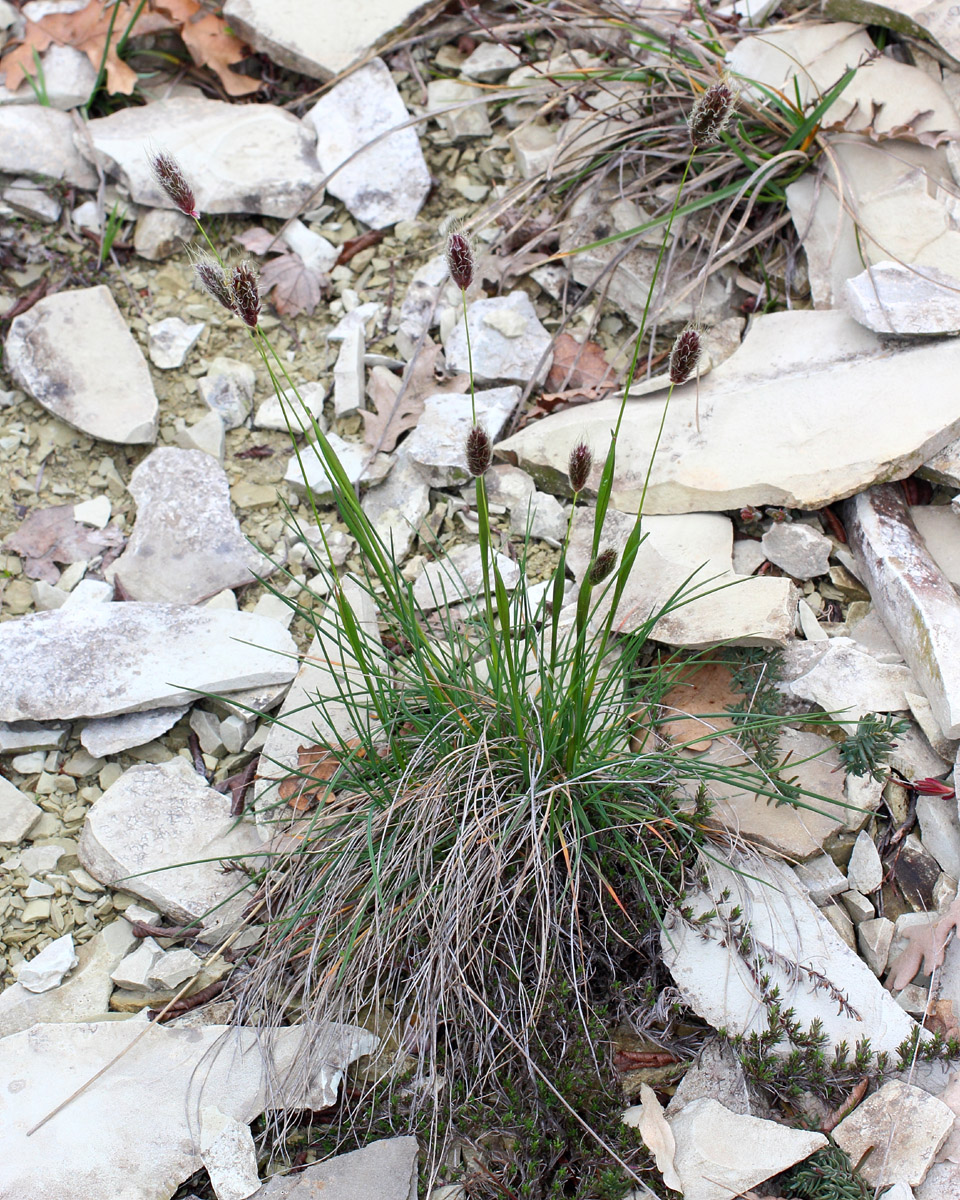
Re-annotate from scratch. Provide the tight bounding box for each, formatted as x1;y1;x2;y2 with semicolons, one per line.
588;547;617;586
567;441;593;494
465;424;492;477
669;326;702;385
231;260;261;329
446;229;474;291
193;257;236;315
150;150;199;219
688;78;737;148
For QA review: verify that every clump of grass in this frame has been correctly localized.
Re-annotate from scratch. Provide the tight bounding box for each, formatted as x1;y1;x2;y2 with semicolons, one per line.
150;75;835;1187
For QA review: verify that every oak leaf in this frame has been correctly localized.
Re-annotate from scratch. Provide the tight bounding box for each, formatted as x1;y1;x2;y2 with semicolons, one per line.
360;365;420;454
258;252;327;317
545;332;615;394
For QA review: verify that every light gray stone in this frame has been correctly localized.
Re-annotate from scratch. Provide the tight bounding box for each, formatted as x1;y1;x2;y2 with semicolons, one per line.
460;42;521;81
3;179;60;222
149;947;203;991
0;917;135;1037
406;387;520;487
281;218;337;273
190;707;224;755
843;485;960;739
198;357;255;430
147;317;205;369
427;78;491;140
174;411;226;461
112;448;267;605
917;795;960;879
840;889;874;923
361;449;430;561
305;58;430;229
79;757;263;938
0;722;69;753
845;262;960;335
252;1136;418;1200
134;207;195;261
823;901;857;950
665;1040;751;1117
917;1162;960;1200
508;489;566;542
445;291;552;385
497;310;960;514
761;521;832;580
0;105;96;185
0;776;41;844
200;1106;261;1200
833;1079;954;1187
565;507;797;649
778;638;916;721
17;933;77;993
0;1019;376;1200
111;937;164;991
283;433;390;503
794;853;849;905
413;543;520;610
81;706;190;757
396;254;448;353
664;1098;827;1200
858;916;894;976
224;0;432;80
0;604;297;722
5;285;158;444
662;853;920;1056
910;504;960;588
85;97;325;218
253;382;326;433
848;829;884;894
0;44;97;109
333;324;364;417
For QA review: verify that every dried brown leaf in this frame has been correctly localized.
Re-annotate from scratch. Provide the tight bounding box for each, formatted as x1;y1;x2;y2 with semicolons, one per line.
259;252;326;317
4;504;125;583
545;332;615;393
177;11;260;98
234;227;279;255
278;744;340;812
360;366;420;454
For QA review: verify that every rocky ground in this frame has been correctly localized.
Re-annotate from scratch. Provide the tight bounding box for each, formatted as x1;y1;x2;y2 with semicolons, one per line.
4;0;960;1197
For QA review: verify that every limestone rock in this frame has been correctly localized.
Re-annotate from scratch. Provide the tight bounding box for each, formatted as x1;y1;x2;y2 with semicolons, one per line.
665;1040;751;1117
427;78;491;140
910;504;960;588
305;58;430;229
833;1079;954;1187
5;285;159;444
0;776;41;844
0;105;96;185
224;0;432;80
0;1019;377;1200
81;706;190;757
361;449;430;561
761;521;832;579
111;937;164;991
3;179;60;222
112;448;267;605
79;757;263;937
565;507;797;649
174;411;225;461
0;44;97;109
283;433;390;503
0;604;297;722
777;638;916;721
917;795;960;879
85;97;325;218
509;488;566;542
200;1107;261;1200
848;829;884;894
444;291;552;385
794;854;848;905
662;853;920;1056
843;486;960;738
859;917;894;975
198;357;255;430
406;388;520;487
460;42;521;81
0;917;135;1038
134;207;195;261
413;543;520;610
666;1098;827;1200
147;317;204;369
253;382;326;433
499;310;960;514
252;1136;419;1200
845;262;960;335
17;933;78;993
333;324;364;417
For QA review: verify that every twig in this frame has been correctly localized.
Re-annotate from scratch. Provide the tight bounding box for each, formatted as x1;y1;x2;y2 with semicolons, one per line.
820;1075;868;1134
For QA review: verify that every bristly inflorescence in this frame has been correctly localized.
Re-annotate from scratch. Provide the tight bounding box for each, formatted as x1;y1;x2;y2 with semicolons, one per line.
567;442;592;494
588;548;618;586
465;424;492;477
231;261;261;329
688;77;738;148
446;227;474;291
150;150;199;220
669;325;702;385
193;255;236;315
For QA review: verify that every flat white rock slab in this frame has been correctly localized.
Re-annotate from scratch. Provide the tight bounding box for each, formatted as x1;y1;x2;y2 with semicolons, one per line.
406;387;520;486
0;604;297;722
845;262;960;335
78;757;263;936
84;97;325;218
5;285;158;444
304;58;430;229
113;447;267;605
254;1136;419;1199
225;0;433;80
0;1019;376;1200
444;292;553;385
0;105;97;186
497;309;960;514
661;852;921;1056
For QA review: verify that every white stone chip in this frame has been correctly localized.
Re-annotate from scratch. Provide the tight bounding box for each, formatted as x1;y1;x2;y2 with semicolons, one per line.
72;495;111;529
147;317;205;369
834;1079;954;1187
17;934;78;994
200;1106;262;1200
0;776;42;845
445;291;552;385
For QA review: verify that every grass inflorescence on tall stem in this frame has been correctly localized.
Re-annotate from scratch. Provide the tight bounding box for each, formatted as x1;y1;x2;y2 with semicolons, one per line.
148;80;828;1190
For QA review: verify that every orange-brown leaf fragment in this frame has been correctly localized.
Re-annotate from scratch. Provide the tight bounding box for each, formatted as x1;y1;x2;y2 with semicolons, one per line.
279;744;341;812
544;333;614;394
178;12;260;97
659;660;742;752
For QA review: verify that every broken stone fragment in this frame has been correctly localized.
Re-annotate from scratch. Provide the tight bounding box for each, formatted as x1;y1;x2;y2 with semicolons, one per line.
444;291;553;385
361;448;430;561
254;381;326;433
134;207;195;261
283;433;391;503
777;637;916;721
198;357;255;430
84;97;325;218
761;520;832;579
406;388;520;487
200;1106;261;1200
0;105;97;186
413;543;520;611
847;829;884;894
5;285;159;444
253;1135;419;1199
81;705;190;757
333;324;365;418
16;933;78;994
426;78;492;140
0;604;297;722
843;485;960;739
833;1079;954;1187
0;775;41;844
112;447;269;605
845;262;960;335
304;58;431;229
147;317;205;369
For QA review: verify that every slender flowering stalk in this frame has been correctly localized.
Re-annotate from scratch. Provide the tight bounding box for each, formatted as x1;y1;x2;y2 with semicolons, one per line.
465;425;492;477
688;77;738;148
669;326;702;386
150;150;199;219
231;261;261;329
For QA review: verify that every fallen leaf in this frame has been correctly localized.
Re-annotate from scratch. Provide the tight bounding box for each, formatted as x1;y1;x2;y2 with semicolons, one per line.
336;230;384;266
622;1084;683;1192
924;998;960;1041
360;366;419;454
544;333;615;394
234;227;279;255
278;744;340;812
259;252;327;317
3;504;125;583
177;11;260;97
